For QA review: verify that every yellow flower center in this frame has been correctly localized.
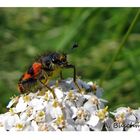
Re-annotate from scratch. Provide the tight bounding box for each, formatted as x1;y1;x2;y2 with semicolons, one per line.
23;95;31;102
52;100;59;108
35;111;45;122
68;91;76;100
55;115;65;126
116;113;125;124
38;111;45;117
77;108;87;120
9;108;15;114
15;123;24;130
97;106;108;120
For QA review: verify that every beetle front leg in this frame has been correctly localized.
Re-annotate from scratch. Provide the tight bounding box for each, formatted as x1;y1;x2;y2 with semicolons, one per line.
60;70;64;80
64;64;82;92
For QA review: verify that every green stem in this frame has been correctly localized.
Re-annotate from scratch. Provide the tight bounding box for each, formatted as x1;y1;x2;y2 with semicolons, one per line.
99;9;140;86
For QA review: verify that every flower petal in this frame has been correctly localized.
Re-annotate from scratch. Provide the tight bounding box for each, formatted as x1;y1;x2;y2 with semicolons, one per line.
86;115;99;127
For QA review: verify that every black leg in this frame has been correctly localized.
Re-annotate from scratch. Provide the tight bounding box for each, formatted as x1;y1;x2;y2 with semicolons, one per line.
64;64;82;92
38;79;56;98
37;69;56;98
41;69;49;84
60;70;64;80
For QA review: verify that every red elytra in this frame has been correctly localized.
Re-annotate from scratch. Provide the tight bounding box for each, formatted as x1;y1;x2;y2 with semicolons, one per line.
32;62;42;77
22;73;32;80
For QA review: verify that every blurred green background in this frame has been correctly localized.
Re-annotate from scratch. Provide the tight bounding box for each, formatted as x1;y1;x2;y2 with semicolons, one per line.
0;8;140;113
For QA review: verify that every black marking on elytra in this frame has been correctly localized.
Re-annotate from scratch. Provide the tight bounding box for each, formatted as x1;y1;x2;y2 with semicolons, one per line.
27;65;34;76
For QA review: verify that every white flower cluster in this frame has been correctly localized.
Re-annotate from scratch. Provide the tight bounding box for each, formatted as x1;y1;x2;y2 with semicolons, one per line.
0;78;140;131
110;107;140;131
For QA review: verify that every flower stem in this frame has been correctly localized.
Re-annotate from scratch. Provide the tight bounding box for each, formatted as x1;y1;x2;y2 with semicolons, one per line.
99;9;140;86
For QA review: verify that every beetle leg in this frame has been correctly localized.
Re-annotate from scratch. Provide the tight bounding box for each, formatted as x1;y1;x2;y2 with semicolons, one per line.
60;70;64;80
64;64;82;92
38;79;56;99
37;69;56;98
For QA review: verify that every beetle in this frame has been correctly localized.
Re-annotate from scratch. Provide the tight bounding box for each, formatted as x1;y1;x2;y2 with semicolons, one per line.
18;43;81;98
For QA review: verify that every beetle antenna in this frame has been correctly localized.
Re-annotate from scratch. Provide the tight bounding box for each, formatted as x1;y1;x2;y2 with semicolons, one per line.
65;42;79;55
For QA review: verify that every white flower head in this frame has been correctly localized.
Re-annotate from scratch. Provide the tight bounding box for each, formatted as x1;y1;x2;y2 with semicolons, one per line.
1;78;140;131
